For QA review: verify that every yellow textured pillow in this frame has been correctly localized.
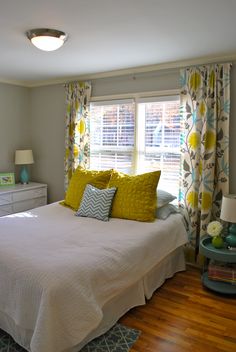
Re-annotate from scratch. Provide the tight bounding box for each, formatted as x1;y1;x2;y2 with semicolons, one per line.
108;170;161;222
62;167;112;210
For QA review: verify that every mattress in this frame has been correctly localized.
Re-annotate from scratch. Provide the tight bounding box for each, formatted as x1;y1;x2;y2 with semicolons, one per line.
0;202;188;352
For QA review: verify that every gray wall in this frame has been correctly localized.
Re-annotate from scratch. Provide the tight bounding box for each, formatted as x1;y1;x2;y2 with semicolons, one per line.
91;68;180;96
30;85;65;203
0;83;31;179
1;63;235;203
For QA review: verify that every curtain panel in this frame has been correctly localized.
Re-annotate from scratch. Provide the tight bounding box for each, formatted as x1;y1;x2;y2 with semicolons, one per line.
64;82;91;191
179;63;231;258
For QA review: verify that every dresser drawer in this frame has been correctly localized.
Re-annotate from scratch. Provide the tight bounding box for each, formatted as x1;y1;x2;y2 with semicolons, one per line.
0;204;14;216
13;197;47;213
12;187;47;202
0;183;47;217
0;193;13;205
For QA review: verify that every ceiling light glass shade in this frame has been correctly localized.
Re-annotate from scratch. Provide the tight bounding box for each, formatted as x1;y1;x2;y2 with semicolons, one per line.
26;28;67;51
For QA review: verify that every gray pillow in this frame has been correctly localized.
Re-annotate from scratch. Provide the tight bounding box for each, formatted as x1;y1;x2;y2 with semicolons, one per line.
156;203;179;220
157;189;176;208
75;184;117;221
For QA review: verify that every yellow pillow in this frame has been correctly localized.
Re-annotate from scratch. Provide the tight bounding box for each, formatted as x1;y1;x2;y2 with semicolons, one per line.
62;167;112;210
108;170;161;222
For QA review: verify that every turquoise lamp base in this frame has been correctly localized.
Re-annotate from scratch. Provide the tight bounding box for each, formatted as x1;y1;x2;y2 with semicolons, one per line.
225;223;236;247
20;165;29;184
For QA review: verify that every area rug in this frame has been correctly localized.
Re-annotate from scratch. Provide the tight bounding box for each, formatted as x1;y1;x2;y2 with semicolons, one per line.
0;323;141;352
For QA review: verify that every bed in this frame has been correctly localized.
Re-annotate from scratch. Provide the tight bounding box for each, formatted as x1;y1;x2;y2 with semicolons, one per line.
0;202;188;352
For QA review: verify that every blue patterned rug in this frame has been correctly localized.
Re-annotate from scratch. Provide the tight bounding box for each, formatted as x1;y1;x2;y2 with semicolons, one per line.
0;323;140;352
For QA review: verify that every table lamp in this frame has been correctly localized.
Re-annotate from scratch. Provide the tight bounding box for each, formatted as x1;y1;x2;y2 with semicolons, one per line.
220;194;236;247
15;150;34;184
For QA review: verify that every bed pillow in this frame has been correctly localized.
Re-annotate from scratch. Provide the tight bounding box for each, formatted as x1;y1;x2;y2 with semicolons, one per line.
156;204;179;220
108;170;161;222
75;184;117;221
62;167;112;210
157;189;176;208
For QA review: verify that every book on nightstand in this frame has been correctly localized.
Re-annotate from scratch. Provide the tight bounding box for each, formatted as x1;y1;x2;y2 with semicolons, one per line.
208;260;236;285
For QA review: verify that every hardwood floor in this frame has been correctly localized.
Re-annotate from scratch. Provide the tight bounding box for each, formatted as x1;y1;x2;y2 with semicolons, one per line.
119;267;236;352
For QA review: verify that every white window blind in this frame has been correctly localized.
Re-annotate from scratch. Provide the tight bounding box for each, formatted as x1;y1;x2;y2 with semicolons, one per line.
89;95;180;198
90;100;135;174
137;97;180;197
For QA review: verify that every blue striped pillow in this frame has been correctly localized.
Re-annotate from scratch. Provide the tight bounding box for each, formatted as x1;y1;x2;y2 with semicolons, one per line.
75;184;117;221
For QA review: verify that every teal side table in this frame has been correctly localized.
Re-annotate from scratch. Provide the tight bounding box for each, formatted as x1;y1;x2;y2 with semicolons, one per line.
199;235;236;295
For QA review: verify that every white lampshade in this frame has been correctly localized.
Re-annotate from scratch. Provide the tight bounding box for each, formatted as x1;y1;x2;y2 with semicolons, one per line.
220;194;236;223
15;150;34;165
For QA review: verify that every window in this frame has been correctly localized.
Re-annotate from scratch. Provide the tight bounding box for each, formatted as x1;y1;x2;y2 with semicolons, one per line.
136;97;180;196
90;100;135;173
90;95;180;197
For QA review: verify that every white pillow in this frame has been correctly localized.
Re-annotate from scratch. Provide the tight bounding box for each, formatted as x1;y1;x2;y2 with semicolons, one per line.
157;189;176;208
156;203;179;220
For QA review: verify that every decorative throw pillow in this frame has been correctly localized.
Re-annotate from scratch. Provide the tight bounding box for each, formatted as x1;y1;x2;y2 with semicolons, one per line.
108;170;161;222
156;204;179;220
157;189;176;208
75;184;117;221
61;167;113;210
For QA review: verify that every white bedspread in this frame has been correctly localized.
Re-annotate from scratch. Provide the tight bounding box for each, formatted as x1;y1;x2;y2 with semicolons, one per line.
0;203;188;352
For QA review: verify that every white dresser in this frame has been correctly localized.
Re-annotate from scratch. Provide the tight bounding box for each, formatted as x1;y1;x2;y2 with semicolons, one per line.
0;182;47;217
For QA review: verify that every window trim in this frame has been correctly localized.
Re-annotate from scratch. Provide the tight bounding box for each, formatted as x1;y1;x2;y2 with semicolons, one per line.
90;89;179;172
90;98;134;106
136;95;179;104
89;90;181;190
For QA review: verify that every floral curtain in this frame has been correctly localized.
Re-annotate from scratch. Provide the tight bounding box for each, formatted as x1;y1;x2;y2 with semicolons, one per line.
179;63;231;259
64;81;91;191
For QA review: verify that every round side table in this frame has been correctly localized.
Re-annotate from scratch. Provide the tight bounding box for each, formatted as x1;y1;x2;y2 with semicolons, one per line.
199;235;236;294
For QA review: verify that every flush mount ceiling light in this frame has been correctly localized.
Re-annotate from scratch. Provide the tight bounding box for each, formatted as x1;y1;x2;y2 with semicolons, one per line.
26;28;68;51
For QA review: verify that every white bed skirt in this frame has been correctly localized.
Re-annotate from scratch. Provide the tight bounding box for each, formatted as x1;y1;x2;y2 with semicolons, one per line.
73;245;185;352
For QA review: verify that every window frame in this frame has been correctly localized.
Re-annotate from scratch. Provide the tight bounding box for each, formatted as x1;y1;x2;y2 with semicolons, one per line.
89;89;180;191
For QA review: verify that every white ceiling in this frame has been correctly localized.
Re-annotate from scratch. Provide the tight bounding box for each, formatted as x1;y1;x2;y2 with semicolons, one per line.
1;0;236;87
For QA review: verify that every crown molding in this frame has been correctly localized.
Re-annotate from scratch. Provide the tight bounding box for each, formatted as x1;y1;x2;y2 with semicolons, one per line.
0;78;30;87
1;52;236;88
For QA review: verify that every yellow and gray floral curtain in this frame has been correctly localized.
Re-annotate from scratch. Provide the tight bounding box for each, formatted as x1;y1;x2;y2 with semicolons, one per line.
179;63;231;257
64;81;91;190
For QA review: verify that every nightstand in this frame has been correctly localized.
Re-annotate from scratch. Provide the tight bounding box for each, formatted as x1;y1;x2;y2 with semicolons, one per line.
0;182;47;217
199;235;236;294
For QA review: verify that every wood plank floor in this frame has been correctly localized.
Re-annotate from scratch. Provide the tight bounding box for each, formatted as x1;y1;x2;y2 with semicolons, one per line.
119;267;236;352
